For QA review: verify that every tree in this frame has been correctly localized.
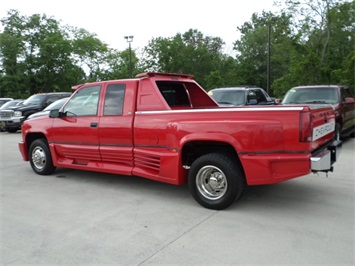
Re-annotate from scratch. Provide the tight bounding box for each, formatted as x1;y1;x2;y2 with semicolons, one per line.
249;0;354;97
0;10;115;96
326;1;354;84
21;13;77;93
96;47;142;80
70;27;110;82
233;11;297;96
276;0;354;88
1;5;353;98
0;10;27;97
141;29;238;90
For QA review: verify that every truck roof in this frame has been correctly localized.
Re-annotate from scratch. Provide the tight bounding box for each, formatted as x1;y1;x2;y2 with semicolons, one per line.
292;85;349;89
71;72;195;90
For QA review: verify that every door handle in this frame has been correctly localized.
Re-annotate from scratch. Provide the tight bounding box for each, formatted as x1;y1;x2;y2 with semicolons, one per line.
90;122;98;128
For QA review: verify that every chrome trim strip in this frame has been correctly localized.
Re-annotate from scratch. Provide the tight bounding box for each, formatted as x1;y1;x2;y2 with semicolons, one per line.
136;107;305;115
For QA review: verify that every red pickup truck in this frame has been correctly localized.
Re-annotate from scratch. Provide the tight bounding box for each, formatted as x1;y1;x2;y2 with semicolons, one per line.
18;72;341;210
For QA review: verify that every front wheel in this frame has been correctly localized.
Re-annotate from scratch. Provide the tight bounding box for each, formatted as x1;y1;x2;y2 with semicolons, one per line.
188;153;245;210
29;138;56;175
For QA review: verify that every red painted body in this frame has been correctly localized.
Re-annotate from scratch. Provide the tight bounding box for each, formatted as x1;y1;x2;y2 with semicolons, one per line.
19;73;336;186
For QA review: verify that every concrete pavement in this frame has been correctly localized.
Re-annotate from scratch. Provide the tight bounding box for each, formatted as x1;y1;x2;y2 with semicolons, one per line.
1;132;354;265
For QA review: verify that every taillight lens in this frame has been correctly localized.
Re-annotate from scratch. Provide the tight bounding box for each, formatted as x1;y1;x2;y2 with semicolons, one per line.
299;111;313;142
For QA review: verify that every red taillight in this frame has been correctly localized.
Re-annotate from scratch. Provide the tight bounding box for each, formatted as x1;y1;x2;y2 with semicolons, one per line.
299;111;313;142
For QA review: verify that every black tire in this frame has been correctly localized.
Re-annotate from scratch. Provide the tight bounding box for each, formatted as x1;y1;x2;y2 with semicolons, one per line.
29;138;56;175
334;123;341;141
188;153;245;210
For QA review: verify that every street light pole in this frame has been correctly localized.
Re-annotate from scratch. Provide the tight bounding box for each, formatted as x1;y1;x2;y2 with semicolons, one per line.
124;35;134;78
265;17;276;95
267;22;271;95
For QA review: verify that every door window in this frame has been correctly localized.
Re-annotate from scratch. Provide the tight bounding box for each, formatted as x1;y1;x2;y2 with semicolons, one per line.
103;84;126;116
344;87;354;98
341;88;347;102
63;86;101;116
254;90;267;104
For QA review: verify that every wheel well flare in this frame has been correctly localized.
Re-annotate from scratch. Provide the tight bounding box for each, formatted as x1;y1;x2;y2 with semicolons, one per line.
182;140;241;167
26;133;47;151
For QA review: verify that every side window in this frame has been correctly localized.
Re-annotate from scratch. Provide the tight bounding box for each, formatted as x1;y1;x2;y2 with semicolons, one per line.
103;84;125;116
254;90;267;104
344;87;354;98
63;86;101;116
156;81;191;107
341;88;347;102
247;90;257;104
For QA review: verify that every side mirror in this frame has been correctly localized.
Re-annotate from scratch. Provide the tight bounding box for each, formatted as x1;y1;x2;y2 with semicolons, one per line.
49;109;60;118
345;97;355;104
274;98;281;105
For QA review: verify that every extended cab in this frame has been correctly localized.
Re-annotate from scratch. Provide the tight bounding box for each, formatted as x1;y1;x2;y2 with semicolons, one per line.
18;73;341;210
281;85;355;140
0;92;71;133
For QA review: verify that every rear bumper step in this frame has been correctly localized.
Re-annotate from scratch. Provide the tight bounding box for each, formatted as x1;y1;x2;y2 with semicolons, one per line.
311;140;342;172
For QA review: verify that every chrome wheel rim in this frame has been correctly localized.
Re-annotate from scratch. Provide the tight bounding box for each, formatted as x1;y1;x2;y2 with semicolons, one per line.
196;165;228;200
31;146;46;170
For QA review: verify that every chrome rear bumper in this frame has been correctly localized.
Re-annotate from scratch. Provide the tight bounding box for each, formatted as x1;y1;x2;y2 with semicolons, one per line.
311;140;342;172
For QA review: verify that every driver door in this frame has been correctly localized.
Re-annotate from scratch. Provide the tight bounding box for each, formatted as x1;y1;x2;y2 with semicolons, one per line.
49;85;102;164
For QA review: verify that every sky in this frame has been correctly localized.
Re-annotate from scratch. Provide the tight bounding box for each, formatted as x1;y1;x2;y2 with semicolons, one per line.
1;0;279;55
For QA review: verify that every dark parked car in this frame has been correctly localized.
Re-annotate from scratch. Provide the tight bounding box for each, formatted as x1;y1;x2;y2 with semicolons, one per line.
208;86;275;106
0;92;71;133
28;97;69;119
281;85;355;140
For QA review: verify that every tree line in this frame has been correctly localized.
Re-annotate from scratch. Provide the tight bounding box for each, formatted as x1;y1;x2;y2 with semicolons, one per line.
0;0;353;99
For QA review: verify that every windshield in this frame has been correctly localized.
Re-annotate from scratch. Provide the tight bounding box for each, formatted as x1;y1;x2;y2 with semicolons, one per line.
0;100;22;109
282;87;339;104
209;90;246;105
0;100;9;106
22;94;46;106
